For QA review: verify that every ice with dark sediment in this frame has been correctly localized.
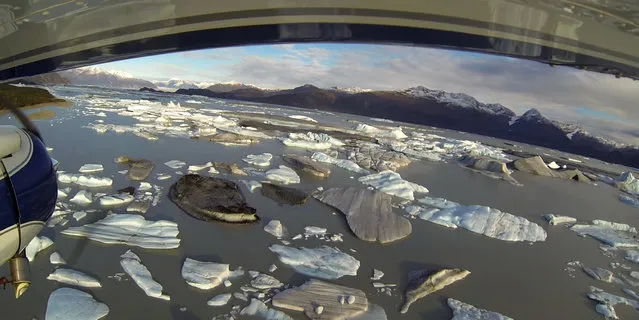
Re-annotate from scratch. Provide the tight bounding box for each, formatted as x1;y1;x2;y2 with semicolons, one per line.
120;250;170;301
401;268;471;314
358;171;428;200
347;143;411;172
61;214;180;249
181;258;244;290
261;183;310;205
406;196;547;242
115;156;155;181
69;190;93;205
315;187;412;243
269;244;360;280
45;287;109;320
282;154;331;178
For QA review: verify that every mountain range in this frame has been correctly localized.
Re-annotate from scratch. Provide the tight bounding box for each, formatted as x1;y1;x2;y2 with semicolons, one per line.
6;67;638;168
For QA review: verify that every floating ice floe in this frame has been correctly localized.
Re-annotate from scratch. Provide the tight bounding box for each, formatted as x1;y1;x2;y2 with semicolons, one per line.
348;143;411;172
69;190;93;205
57;189;68;199
99;193;135;206
355;123;407;139
250;273;284;289
401;268;471;314
240;299;293;320
269;244;359;280
616;172;639;195
571;220;639;248
47;268;102;288
187;162;213;172
26;236;54;262
164;160;186;169
266;166;300;184
58;173;112;187
207;293;232;306
626;250;639;264
78;164;104;173
139;182;152;191
181;258;244;290
407;196;547;242
620;194;639;208
547;161;560;169
448;299;513;320
587;286;639;318
50;252;66;265
120;250;170;301
273;279;369;319
358;171;428;200
61;214;180;249
282;132;343;150
264;220;287;238
45;287;109;320
311;152;369;174
240;180;262;193
157;173;171;180
543;214;577;226
289;115;317;123
242;153;273;167
372;269;384;281
316;187;412;243
583;267;614;283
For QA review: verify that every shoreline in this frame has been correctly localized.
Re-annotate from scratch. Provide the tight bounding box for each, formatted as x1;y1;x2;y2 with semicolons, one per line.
0;99;71;115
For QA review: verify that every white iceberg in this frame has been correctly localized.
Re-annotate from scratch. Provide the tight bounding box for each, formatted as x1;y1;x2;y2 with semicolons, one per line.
157;173;171;180
543;214;577;225
181;258;244;290
139;182;152;191
241;180;262;193
26;236;54;262
58;173;112;188
372;269;384;281
99;194;135;206
69;190;93;205
250;273;284;289
547;161;560;170
78;164;104;173
242;153;273;167
266;166;300;184
47;268;102;288
269;244;360;280
571;220;639;248
355;123;407;139
57;189;68;199
304;226;327;237
407;196;547;242
120;250;170;301
61;214;180;249
164;160;186;169
207;293;232;306
448;299;513;320
282;132;343;150
358;171;429;200
616;172;639;195
626;250;639;264
264;220;287;238
45;287;109;320
50;252;66;265
187;162;213;172
240;299;293;320
311;152;369;174
289;115;317;122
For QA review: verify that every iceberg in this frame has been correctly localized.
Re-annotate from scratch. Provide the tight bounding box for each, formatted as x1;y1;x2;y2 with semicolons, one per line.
348;144;411;172
45;287;109;320
358;171;429;200
626;250;639;263
289;115;317;122
69;190;93;205
282;132;343;150
164;160;186;169
240;299;293;320
401;268;471;314
127;200;150;214
58;173;112;187
78;164;104;173
311;152;369;174
242;153;273;167
61;214;180;249
543;214;577;225
407;196;547;242
269;244;360;280
616;172;639;195
50;252;66;265
57;189;68;199
448;299;513;320
181;258;244;290
355;123;407;139
120;250;170;301
187;161;213;172
266;166;300;184
620;194;639;208
261;183;310;205
250;273;284;289
571;220;639;248
282;154;330;178
25;236;54;262
587;287;639;317
47;268;102;288
264;220;287;238
99;193;135;206
207;293;232;306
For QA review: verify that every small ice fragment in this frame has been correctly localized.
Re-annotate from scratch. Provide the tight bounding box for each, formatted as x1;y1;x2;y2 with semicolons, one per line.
547;161;560;169
624;288;639;300
269;264;278;273
264;220;286;238
330;234;343;242
78;164;104;173
339;296;346;304
250;273;283;289
47;268;102;288
224;280;232;287
304;226;327;237
347;295;355;304
57;189;68;199
208;167;219;175
157;173;171;180
118;170;128;174
139;182;152;191
265;166;300;184
99;193;135;206
292;234;302;240
207;293;232;306
543;214;577;226
372;269;384;280
316;305;324;315
181;258;244;290
179;307;187;312
187;162;213;172
241;180;262;193
120;250;170;300
73;211;87;221
69;190;92;205
25;236;54;262
626;250;639;264
164;160;186;169
268;244;360;280
45;287;109;320
50;252;66;265
358;171;428;200
242;153;273;167
249;271;260;278
595;304;617;319
448;298;513;320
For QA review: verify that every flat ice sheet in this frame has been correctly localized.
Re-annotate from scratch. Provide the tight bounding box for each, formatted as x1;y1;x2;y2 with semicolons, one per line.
269;244;360;279
181;258;244;290
407;196;547;242
78;164;104;173
99;194;135;206
58;173;112;187
207;293;232;306
120;250;170;301
26;236;54;262
358;171;429;200
571;220;639;248
45;287;109;320
266;165;300;184
69;190;93;205
47;268;102;288
242;153;273;167
61;214;180;249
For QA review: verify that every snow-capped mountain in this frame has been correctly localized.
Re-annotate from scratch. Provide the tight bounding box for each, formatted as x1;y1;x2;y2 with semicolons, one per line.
328;86;373;94
206;81;260;93
508;108;555;126
60;66;156;90
151;79;213;91
403;86;515;117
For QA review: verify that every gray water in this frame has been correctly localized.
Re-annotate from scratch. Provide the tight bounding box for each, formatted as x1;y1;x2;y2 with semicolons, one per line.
1;86;638;319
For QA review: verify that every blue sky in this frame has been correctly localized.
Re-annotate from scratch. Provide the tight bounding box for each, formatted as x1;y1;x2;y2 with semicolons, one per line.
100;43;639;144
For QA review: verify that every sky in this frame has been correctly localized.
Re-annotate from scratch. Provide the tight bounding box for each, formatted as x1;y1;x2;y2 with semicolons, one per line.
99;43;639;145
